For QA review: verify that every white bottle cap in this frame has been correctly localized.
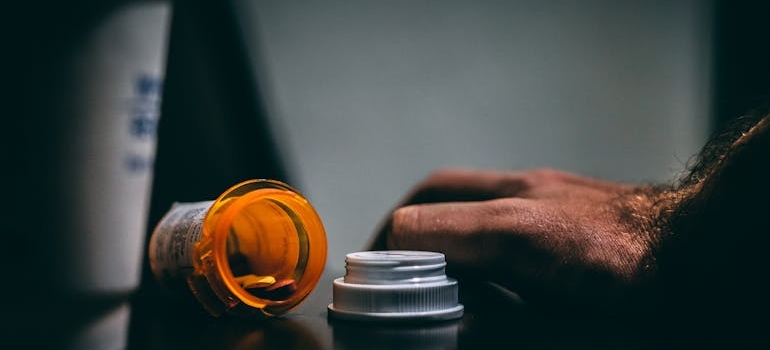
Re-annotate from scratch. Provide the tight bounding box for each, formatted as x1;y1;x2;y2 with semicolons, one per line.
327;250;464;322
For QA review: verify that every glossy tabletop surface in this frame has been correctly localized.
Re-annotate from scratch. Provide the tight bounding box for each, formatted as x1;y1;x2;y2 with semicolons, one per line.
117;269;655;350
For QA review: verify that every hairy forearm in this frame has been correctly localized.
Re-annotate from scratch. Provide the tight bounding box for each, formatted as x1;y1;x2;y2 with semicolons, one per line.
653;108;770;342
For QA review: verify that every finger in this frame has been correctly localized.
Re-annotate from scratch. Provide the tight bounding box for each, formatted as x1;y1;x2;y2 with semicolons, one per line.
401;168;632;206
385;199;580;306
387;198;548;274
365;168;523;250
402;168;530;205
365;167;630;251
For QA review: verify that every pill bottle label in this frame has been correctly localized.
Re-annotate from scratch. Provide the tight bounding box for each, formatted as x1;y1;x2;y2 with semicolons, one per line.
148;201;213;294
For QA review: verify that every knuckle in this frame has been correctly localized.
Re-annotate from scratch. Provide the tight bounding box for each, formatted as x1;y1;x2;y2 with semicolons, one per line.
392;206;419;233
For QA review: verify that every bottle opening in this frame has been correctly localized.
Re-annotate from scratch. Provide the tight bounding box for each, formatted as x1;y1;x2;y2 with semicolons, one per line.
199;180;327;317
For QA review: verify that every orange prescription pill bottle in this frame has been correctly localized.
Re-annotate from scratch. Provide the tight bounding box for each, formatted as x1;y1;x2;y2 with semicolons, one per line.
148;179;327;317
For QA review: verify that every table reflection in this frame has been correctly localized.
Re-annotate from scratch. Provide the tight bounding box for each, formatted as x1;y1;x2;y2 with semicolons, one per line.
330;319;460;350
124;291;326;350
110;270;654;349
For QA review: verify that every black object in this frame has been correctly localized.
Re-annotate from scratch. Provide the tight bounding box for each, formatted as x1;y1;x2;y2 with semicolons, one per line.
140;0;291;296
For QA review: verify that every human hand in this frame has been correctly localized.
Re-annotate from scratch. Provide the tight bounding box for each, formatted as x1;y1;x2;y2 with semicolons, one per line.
367;168;662;316
366;110;770;346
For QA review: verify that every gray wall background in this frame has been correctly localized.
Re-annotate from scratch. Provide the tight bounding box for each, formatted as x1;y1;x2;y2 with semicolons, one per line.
233;0;713;270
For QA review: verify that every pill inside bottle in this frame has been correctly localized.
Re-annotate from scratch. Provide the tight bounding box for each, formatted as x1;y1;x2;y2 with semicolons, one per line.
148;179;327;318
